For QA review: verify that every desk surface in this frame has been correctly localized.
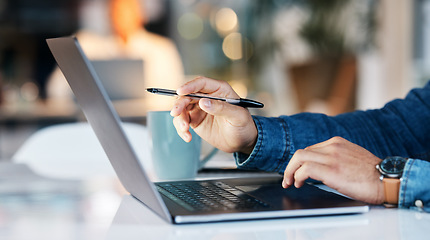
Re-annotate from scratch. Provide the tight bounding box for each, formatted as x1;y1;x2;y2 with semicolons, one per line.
0;163;428;240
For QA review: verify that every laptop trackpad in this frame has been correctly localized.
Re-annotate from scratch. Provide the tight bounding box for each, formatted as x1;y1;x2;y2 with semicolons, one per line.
236;184;356;210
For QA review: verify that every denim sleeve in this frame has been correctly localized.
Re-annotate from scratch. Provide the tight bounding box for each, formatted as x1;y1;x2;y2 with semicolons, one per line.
399;159;430;212
235;81;430;173
234;116;291;173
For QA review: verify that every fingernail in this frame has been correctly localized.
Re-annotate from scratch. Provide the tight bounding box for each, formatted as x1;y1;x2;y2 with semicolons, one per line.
184;133;191;142
179;132;188;142
203;99;212;109
283;178;292;188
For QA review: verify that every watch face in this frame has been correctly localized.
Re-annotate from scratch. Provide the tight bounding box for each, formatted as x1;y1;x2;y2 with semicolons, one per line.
379;156;407;177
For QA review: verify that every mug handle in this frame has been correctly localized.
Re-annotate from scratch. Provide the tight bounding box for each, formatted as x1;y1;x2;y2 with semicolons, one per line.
198;148;218;170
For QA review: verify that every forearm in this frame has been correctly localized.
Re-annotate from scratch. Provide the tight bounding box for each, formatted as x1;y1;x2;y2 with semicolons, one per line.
235;82;430;172
235;110;419;173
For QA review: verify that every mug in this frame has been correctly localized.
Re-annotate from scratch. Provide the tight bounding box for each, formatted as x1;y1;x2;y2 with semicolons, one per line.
147;111;217;180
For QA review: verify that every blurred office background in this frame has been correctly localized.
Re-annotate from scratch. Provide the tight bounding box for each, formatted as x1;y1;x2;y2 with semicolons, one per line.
0;0;429;159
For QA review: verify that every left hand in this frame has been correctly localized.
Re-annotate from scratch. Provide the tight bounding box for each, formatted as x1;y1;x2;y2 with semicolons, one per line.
282;136;385;204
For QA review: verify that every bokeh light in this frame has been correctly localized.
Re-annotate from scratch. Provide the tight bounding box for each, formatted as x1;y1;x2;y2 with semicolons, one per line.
177;13;204;40
214;8;238;36
222;32;242;60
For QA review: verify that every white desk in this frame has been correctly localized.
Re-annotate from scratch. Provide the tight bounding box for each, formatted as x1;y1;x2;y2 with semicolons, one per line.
0;163;428;240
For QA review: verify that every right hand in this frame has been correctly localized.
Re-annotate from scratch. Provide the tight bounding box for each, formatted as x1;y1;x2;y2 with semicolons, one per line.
282;137;384;204
170;76;257;154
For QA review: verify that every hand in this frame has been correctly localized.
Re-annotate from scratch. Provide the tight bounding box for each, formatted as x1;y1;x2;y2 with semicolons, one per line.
170;76;257;154
282;136;384;204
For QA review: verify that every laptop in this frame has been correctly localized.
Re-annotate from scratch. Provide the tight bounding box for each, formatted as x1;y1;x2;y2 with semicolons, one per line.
46;36;368;224
91;59;144;101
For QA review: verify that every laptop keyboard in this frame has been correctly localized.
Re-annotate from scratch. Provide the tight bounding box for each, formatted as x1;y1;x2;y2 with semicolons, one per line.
156;181;271;212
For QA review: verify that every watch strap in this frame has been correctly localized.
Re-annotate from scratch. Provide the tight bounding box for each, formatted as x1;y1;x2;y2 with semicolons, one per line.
382;177;400;205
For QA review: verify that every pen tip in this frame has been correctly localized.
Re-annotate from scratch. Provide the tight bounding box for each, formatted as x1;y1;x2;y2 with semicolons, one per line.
146;88;154;93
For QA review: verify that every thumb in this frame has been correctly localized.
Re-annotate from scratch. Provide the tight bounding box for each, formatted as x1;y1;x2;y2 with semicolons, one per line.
199;98;249;123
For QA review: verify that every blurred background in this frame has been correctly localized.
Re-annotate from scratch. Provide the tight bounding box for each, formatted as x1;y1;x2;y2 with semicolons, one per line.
0;0;429;159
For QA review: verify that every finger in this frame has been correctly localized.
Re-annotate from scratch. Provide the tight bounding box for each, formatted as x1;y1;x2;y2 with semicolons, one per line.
293;162;334;188
172;112;192;142
172;112;189;132
282;149;333;188
177;76;221;95
177;76;240;99
198;98;250;126
282;149;310;188
170;96;193;117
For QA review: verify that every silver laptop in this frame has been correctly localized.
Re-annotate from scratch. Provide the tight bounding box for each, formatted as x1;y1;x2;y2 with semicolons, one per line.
91;59;144;101
46;36;368;224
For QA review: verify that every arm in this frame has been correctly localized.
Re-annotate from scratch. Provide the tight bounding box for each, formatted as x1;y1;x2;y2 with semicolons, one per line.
171;77;430;208
236;82;430;208
236;81;430;172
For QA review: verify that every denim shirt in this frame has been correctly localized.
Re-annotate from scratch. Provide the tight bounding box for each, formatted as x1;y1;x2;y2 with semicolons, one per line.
234;81;430;212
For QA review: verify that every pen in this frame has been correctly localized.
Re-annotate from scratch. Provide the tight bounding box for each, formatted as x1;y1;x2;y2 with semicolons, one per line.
146;88;264;108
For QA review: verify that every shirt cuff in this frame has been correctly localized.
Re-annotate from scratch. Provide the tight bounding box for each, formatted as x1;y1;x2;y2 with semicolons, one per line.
399;158;430;212
234;115;291;173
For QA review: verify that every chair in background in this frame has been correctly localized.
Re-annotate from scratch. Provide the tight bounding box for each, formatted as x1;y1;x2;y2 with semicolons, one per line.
12;122;150;180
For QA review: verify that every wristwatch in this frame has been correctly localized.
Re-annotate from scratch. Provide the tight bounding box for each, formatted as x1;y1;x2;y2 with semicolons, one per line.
376;156;408;206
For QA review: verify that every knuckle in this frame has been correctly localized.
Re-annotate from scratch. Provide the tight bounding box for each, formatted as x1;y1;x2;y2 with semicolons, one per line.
294;149;307;158
330;136;346;145
298;162;311;173
326;136;346;150
172;117;181;128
